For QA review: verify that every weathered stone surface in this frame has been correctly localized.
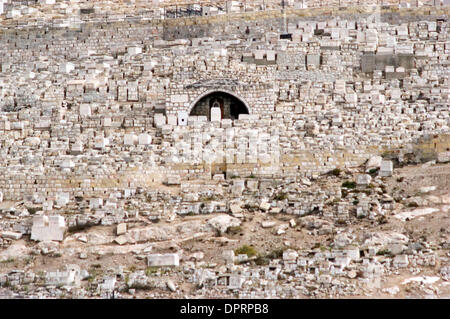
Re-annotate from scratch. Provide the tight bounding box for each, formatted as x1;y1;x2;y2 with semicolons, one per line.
30;215;66;242
147;253;180;267
380;160;393;177
207;215;241;234
0;231;22;240
116;223;127;236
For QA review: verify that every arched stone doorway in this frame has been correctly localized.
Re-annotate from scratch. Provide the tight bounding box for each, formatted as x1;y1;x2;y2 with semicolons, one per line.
189;90;249;120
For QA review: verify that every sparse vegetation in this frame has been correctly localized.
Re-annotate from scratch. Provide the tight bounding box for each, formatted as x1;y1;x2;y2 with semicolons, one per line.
328;168;342;177
342;181;357;189
1;258;16;264
145;267;159;276
376;249;392;257
235;245;258;258
254;249;284;266
274;192;288;201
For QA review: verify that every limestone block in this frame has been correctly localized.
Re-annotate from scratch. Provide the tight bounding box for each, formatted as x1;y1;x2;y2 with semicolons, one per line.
306;54;320;66
356;174;372;185
1;231;22;240
124;134;137;146
31;215;66;242
178;111;188;126
254;50;265;60
371;92;385;105
366;156;382;171
357;200;370;218
334;80;346;94
45;265;80;287
231;180;245;196
59;62;74;73
208;214;241;234
167;114;177;125
90;198;103;209
331;28;340;40
393;255;409;268
147;253;179;267
378;47;393;54
283;250;299;261
79;104;91;116
266;50;276;61
95;137;109;149
138;133;152;145
213;174;225;181
167;175;181;185
170;94;188;103
35;120;50;129
60;160;74;169
427;22;436;32
246;180;258;191
261;221;276;228
56;193;69;206
437;151;450;163
71;141;83;153
221;119;232;128
380;160;393;177
102;117;112;127
12;122;24;130
345;93;357;103
42;200;53;211
228;275;244;289
116;223;127;236
210;107;221;122
390;89;401;100
154;113;166;128
345;248;360;260
385;65;395;73
127;46;142;55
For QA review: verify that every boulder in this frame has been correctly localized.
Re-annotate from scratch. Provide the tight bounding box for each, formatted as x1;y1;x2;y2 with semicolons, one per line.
366;156;382;171
207;214;241;234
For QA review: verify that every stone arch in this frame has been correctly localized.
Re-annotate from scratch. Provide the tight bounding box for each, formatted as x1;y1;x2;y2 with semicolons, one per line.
188;89;250;120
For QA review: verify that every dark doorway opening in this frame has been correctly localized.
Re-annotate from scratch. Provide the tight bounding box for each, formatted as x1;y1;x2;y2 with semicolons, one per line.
190;91;249;120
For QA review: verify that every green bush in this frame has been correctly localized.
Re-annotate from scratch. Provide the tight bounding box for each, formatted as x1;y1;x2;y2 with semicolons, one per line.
328;168;341;176
342;181;357;189
274;193;288;201
376;249;392;257
235;245;258;257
